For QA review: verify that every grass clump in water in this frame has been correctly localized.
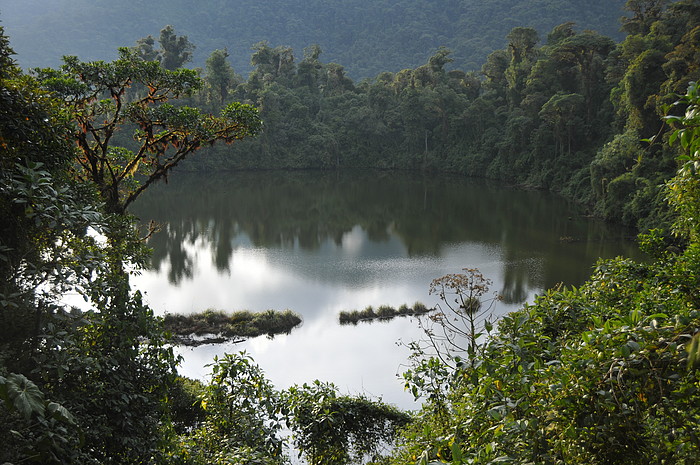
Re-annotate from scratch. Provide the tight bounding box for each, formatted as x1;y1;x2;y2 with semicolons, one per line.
164;309;303;346
338;302;432;325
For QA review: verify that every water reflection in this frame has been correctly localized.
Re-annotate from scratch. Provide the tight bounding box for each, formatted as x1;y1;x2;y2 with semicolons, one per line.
129;170;640;409
132;170;639;302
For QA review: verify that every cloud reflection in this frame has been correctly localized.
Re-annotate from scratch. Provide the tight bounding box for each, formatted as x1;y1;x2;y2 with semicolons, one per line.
130;171;641;409
134;230;529;409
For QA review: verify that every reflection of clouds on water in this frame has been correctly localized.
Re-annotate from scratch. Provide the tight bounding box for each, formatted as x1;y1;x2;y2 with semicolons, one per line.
341;225;366;255
131;171;641;411
135;228;528;410
174;315;425;410
135;229;523;320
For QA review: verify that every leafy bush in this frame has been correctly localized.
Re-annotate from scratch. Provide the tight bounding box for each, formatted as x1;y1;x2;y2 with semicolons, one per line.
391;80;700;465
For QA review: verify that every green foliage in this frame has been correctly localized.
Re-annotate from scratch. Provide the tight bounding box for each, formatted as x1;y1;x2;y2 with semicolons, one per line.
202;49;241;108
390;71;700;465
393;252;700;464
34;48;261;214
0;373;47;420
178;352;286;465
0;26;95;463
1;26;183;464
402;355;452;418
589;0;700;230
0;29;101;339
157;25;196;70
665;81;700;241
132;25;196;70
284;380;411;465
170;354;414;465
0;374;81;464
168;376;207;434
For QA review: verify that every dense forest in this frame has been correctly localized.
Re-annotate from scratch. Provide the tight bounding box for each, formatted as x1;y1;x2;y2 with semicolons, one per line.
2;0;700;464
168;0;699;234
2;0;626;79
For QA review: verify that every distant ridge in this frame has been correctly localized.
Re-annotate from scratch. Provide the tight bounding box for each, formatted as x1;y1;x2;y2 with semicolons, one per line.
1;0;626;79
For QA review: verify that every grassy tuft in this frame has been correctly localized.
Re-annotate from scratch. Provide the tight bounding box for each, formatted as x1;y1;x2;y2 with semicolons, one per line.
164;309;302;346
338;303;432;325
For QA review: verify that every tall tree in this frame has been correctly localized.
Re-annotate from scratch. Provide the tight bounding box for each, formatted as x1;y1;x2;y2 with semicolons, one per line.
204;48;239;108
35;48;262;215
621;0;670;35
132;25;195;70
505;27;540;106
157;25;195;70
296;44;323;89
539;91;585;157
132;34;159;62
548;31;615;125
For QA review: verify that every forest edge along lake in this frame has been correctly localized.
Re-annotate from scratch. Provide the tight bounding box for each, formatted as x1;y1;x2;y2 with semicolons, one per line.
129;169;642;410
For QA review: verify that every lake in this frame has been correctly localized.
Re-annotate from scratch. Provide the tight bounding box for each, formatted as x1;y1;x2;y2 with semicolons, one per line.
130;169;641;410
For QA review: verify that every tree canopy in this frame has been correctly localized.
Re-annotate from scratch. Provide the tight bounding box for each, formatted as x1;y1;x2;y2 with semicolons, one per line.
172;0;700;236
34;48;261;215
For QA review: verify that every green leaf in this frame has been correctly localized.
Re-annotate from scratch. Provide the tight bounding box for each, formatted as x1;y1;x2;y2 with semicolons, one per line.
451;441;463;464
669;130;679;146
621;344;631;357
681;130;691;149
487;407;502;420
6;374;45;420
492;456;514;463
47;401;76;425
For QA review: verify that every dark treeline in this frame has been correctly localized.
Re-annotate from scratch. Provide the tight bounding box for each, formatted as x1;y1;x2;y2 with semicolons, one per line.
176;0;700;234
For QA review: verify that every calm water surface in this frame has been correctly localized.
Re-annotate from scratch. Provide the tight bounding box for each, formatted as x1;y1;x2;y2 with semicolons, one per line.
130;170;641;410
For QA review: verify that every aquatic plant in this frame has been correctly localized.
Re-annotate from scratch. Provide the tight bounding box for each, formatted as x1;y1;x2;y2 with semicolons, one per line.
338;303;433;325
164;309;302;346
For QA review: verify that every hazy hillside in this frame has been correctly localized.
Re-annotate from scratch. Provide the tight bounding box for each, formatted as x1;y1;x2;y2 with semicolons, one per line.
1;0;626;79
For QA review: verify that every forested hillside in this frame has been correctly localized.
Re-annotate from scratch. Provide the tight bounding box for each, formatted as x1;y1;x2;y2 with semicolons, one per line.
3;0;700;464
166;0;698;235
1;0;625;79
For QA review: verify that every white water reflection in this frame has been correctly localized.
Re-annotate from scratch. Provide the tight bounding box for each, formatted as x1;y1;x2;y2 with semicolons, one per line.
134;224;526;411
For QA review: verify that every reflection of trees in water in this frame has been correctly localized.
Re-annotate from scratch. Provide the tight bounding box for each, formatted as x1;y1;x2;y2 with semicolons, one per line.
499;258;538;305
148;219;196;284
131;170;638;299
